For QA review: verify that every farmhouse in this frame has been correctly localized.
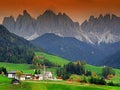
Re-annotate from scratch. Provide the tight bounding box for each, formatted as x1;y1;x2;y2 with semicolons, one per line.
8;71;32;81
8;71;16;78
20;74;26;81
25;73;32;80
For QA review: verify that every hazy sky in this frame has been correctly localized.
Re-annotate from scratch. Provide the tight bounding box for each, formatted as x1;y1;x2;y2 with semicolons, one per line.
0;0;120;24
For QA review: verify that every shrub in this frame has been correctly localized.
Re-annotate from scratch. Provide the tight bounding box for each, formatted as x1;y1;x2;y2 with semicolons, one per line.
90;76;106;85
102;66;115;78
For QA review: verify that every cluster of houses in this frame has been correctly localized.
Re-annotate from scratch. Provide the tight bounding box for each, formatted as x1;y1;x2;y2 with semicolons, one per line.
8;65;58;81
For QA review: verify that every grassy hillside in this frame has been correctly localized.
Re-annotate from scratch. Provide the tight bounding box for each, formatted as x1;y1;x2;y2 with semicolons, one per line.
35;52;69;65
85;64;120;75
35;52;120;76
85;64;120;84
0;62;34;74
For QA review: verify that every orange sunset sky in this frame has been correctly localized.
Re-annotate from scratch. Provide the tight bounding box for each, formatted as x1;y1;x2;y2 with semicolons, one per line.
0;0;120;24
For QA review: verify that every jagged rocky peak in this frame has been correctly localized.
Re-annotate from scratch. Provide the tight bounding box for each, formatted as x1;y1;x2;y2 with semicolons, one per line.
43;10;56;15
16;10;32;21
81;13;120;44
23;10;29;15
3;16;15;24
88;16;96;22
111;14;120;21
21;10;32;18
15;10;36;37
3;16;15;21
62;13;74;22
2;9;80;40
3;16;15;26
103;14;111;22
2;16;15;32
98;14;103;19
58;12;62;16
40;9;57;18
37;10;56;20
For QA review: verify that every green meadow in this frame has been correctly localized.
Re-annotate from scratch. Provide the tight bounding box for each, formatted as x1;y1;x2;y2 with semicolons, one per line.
85;64;120;75
0;77;120;90
35;52;69;65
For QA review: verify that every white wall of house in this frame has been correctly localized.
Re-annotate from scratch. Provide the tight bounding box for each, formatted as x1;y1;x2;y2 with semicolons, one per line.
8;74;15;78
20;77;25;81
39;76;43;80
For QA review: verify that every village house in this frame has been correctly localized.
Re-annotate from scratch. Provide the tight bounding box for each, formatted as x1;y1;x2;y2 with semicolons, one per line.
8;71;16;78
20;74;26;81
38;74;43;80
8;71;32;81
25;73;32;80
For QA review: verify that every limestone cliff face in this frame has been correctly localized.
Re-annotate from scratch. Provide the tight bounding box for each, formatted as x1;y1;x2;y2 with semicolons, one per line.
3;16;15;33
2;10;120;44
15;10;36;37
3;10;80;40
81;14;120;44
36;10;80;37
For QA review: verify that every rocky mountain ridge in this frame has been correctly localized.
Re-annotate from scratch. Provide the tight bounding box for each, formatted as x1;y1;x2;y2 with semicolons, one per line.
2;10;120;44
3;10;80;40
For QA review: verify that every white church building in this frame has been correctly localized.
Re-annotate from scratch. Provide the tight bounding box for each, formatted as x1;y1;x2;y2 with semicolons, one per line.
35;65;53;80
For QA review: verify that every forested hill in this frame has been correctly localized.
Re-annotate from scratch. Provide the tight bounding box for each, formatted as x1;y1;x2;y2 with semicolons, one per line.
0;25;37;63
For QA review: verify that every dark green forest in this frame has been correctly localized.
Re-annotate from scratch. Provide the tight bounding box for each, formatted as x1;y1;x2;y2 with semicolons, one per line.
0;25;40;63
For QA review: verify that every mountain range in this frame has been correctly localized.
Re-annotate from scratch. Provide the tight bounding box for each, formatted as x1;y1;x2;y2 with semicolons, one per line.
81;14;120;44
2;10;120;68
3;10;79;41
2;10;120;44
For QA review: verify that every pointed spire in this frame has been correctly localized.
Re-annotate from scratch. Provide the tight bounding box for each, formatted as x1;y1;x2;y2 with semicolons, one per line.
43;64;46;75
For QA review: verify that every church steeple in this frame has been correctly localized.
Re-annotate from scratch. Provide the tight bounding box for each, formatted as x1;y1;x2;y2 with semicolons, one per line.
43;64;46;80
43;65;46;75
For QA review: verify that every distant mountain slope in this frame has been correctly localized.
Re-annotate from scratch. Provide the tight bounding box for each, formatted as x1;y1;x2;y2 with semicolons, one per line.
100;51;120;68
31;33;105;64
31;33;120;66
0;25;37;63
